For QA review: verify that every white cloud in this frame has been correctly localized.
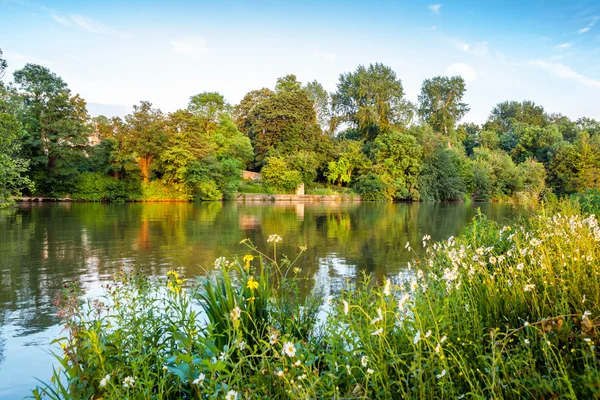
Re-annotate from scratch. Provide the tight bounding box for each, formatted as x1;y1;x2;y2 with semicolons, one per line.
456;40;489;57
445;62;477;81
578;16;599;34
557;42;572;49
51;14;71;27
3;51;53;66
51;14;120;35
428;4;442;15
70;14;111;34
313;51;337;61
170;36;211;60
528;60;600;89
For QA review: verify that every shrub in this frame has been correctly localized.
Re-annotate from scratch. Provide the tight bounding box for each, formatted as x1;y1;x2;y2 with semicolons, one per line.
141;181;191;201
72;172;137;202
353;173;389;201
261;157;303;192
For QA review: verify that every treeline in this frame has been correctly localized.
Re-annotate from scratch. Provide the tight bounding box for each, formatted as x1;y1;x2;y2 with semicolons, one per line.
1;48;599;204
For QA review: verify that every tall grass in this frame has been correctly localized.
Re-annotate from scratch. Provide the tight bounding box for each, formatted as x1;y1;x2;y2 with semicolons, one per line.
33;201;600;399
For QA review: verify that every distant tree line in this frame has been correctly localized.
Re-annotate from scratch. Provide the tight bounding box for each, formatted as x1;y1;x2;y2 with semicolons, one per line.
1;48;599;204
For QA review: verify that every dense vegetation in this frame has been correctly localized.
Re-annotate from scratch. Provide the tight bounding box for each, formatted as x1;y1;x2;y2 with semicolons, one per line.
1;48;600;205
33;198;600;399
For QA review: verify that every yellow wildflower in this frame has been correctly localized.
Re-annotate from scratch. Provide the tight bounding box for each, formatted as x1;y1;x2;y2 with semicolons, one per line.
247;276;259;290
243;254;254;271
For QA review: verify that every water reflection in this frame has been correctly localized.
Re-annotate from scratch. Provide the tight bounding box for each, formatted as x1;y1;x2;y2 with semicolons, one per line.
0;201;525;397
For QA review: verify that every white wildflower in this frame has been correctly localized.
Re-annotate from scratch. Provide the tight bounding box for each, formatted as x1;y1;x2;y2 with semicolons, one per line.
99;374;110;388
267;234;283;243
122;376;135;388
361;355;368;367
283;341;296;357
383;278;392;296
230;306;241;322
367;368;374;374
436;369;446;379
192;373;205;385
226;390;238;400
398;293;410;311
413;330;421;345
343;300;349;315
523;284;536;292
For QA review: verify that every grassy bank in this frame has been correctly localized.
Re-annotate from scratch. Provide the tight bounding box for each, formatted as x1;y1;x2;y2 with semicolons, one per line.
33;201;600;399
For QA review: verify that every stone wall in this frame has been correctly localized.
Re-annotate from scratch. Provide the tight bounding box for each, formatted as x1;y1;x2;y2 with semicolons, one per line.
233;193;361;202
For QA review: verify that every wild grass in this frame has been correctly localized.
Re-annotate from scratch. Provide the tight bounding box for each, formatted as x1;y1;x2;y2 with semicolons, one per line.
33;201;600;399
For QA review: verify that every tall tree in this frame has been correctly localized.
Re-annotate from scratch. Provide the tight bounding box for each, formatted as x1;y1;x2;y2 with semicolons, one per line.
417;76;469;136
233;88;274;135
332;63;412;141
0;49;6;80
0;51;32;204
304;80;332;134
188;92;231;134
124;101;167;183
14;63;90;195
484;100;547;134
275;74;302;93
244;87;322;168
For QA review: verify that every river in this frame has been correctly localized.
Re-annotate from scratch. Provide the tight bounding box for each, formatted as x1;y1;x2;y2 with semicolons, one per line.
0;201;525;398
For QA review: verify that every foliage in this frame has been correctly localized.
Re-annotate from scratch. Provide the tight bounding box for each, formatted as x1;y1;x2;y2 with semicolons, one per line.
34;204;600;399
141;181;191;201
419;147;470;201
418;76;469;135
371;130;422;200
332;63;413;140
3;50;600;203
14;63;90;195
261;156;303;192
72;172;141;202
0;87;32;206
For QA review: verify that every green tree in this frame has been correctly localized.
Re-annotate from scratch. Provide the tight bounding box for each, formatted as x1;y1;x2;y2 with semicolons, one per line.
275;74;302;93
233;88;274;135
332;63;413;141
124;101;167;183
0;82;32;204
419;148;471;201
417;76;469;136
14;64;90;195
188;92;231;133
371;130;422;200
517;158;546;196
485;100;547;134
304;80;332;134
261;156;302;192
245;87;322;169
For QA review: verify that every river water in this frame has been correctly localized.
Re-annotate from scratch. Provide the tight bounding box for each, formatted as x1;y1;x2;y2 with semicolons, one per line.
0;201;525;398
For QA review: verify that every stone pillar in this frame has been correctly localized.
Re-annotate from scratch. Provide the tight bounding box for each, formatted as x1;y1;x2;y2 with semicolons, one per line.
296;183;305;195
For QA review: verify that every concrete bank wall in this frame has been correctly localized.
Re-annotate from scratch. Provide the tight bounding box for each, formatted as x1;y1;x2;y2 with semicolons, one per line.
234;193;361;202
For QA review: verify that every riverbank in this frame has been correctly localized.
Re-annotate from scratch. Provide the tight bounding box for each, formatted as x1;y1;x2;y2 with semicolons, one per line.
32;200;600;399
234;193;361;202
16;193;362;203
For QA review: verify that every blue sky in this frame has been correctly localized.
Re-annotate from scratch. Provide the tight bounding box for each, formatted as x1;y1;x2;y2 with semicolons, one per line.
1;0;600;123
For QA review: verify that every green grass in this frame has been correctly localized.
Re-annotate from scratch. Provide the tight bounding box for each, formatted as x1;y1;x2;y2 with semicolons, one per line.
33;201;600;399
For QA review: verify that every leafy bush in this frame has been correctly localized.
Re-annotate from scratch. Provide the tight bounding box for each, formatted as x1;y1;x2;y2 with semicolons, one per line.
572;189;600;215
353;173;390;201
261;157;303;192
141;181;191;201
72;172;139;202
